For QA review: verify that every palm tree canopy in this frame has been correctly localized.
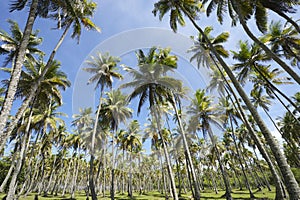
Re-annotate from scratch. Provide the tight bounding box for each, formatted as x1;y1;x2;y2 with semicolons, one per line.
0;19;44;67
121;47;183;115
83;52;122;92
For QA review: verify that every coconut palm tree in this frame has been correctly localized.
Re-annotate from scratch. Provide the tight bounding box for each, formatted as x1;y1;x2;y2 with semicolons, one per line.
83;52;122;200
99;89;133;200
0;0;100;150
152;1;300;198
262;21;300;67
201;0;300;84
188;89;232;199
231;40;297;111
0;59;70;152
121;47;185;200
0;19;44;68
122;120;142;199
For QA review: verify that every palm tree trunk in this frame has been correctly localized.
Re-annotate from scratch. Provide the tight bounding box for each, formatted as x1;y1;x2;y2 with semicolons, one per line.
153;109;178;200
171;94;201;199
44;155;57;196
0;142;18;193
269;9;300;34
232;2;300;84
128;152;133;199
0;0;38;142
229;117;255;198
211;56;286;199
208;127;232;200
62;161;71;196
6;124;31;199
181;7;300;199
252;147;272;191
90;90;104;200
0;22;72;152
111;133;116;200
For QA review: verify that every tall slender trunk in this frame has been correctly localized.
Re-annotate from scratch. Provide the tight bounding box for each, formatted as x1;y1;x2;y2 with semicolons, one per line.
232;2;300;84
0;142;19;193
181;7;300;199
171;94;201;199
6;125;31;199
0;0;38;141
90;90;104;200
252;147;272;191
128;152;133;199
211;56;285;199
111;132;116;200
0;23;72;152
208;127;232;200
229;117;255;198
62;160;71;196
44;155;57;196
153;109;178;200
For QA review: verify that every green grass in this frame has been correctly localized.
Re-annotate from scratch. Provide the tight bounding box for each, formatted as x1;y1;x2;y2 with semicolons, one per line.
0;187;276;200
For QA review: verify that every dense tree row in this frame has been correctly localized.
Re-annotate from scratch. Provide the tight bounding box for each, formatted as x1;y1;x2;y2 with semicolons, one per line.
0;0;299;200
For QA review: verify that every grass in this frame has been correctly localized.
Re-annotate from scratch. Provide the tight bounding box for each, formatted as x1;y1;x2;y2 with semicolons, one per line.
0;187;276;200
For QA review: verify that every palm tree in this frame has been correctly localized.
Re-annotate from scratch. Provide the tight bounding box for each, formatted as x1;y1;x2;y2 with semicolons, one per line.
153;1;300;198
99;89;133;200
231;40;297;111
262;21;300;67
0;0;100;149
122;120;142;199
201;0;300;84
191;22;286;199
0;19;44;68
121;47;184;200
188;89;232;200
0;59;70;152
258;0;300;34
83;52;122;200
0;0;40;136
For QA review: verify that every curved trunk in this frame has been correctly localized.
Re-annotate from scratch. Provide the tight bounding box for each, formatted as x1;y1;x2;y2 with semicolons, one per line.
61;161;71;196
181;7;300;199
6;123;31;199
211;56;286;199
0;23;72;152
236;7;300;85
269;9;300;34
0;0;38;141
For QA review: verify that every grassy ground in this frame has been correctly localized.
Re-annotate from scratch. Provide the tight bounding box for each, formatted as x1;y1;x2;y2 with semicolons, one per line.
0;187;276;200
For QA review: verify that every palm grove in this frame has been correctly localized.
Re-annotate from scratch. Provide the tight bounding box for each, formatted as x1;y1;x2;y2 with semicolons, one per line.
0;0;299;200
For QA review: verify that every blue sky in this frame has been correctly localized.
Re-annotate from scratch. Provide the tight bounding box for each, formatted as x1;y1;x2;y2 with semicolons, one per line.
0;1;299;145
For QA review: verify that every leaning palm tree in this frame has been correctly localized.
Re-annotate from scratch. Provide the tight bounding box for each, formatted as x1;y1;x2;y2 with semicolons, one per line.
0;0;100;149
0;19;44;68
262;21;300;67
0;59;70;152
152;1;300;198
201;0;300;84
83;52;122;200
121;47;182;200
